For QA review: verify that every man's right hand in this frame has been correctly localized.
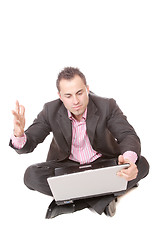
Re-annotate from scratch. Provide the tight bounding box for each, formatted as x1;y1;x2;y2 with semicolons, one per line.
12;100;25;137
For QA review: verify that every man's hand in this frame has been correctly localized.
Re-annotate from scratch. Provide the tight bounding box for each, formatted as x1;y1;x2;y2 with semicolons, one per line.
117;155;138;181
12;100;25;137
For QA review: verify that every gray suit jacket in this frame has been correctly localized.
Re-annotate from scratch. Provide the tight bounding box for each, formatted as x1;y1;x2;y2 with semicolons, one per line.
10;93;141;161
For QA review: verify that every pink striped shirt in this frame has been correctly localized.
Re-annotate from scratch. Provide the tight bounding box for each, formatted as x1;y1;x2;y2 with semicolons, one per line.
68;109;102;164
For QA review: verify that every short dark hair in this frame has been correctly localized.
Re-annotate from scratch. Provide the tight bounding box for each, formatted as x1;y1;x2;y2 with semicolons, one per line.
56;67;87;91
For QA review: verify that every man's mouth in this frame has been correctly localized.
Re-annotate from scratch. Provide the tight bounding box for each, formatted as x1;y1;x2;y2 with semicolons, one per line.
73;105;82;110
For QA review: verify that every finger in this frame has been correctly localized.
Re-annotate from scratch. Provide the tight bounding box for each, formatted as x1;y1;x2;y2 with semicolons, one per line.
117;171;128;179
20;105;25;116
123;162;135;172
121;165;138;180
15;100;20;114
118;155;124;165
15;119;21;126
121;168;131;176
12;110;19;119
121;163;133;174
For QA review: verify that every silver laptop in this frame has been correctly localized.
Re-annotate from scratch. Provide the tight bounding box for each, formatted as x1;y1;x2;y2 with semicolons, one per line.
47;160;129;205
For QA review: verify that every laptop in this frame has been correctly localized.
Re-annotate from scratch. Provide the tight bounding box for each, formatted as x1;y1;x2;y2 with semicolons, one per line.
47;159;129;205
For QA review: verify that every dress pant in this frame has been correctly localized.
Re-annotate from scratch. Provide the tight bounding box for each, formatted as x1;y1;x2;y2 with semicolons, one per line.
24;156;149;214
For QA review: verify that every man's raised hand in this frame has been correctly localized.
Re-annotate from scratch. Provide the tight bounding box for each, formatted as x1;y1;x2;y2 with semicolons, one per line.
12;100;25;137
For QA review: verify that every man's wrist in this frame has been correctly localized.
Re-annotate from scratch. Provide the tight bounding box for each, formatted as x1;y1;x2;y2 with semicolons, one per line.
13;130;24;138
11;133;27;149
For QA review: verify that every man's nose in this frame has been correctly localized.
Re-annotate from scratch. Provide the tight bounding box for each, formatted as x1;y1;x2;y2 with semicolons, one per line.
73;95;79;105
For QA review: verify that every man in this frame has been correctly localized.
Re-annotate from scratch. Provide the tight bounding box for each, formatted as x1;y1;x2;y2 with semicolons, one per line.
10;67;149;218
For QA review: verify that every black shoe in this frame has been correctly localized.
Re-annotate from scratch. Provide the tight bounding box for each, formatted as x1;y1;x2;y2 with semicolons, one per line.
104;199;116;217
45;200;75;219
133;183;139;188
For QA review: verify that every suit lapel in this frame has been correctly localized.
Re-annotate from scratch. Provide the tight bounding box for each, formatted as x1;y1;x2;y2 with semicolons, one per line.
57;104;72;149
86;97;100;146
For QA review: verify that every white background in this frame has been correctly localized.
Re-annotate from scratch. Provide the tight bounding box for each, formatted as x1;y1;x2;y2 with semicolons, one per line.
0;0;159;239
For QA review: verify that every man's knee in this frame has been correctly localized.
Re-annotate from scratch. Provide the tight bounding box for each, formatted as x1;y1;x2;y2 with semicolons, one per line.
23;162;55;196
24;164;37;190
137;156;150;179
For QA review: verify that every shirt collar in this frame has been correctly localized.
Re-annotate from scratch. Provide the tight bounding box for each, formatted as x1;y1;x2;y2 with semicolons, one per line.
68;108;87;121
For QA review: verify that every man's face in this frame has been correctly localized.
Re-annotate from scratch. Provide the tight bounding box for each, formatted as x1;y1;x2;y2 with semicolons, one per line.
58;75;89;121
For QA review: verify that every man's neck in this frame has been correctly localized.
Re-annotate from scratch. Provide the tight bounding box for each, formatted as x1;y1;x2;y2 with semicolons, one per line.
68;108;87;122
72;114;83;122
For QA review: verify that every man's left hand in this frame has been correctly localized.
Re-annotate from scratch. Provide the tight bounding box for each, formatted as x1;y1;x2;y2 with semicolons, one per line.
117;155;138;181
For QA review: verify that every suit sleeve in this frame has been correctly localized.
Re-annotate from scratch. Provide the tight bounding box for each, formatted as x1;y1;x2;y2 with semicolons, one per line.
107;99;141;157
9;104;51;154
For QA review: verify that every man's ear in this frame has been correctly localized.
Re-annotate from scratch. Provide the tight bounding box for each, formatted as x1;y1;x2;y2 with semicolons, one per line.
58;92;62;101
86;85;89;94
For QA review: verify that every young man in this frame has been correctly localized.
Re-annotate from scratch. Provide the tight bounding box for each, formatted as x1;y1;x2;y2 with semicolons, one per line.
10;67;149;218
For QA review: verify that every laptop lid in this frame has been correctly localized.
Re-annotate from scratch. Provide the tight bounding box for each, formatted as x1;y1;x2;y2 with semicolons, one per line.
47;162;129;205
